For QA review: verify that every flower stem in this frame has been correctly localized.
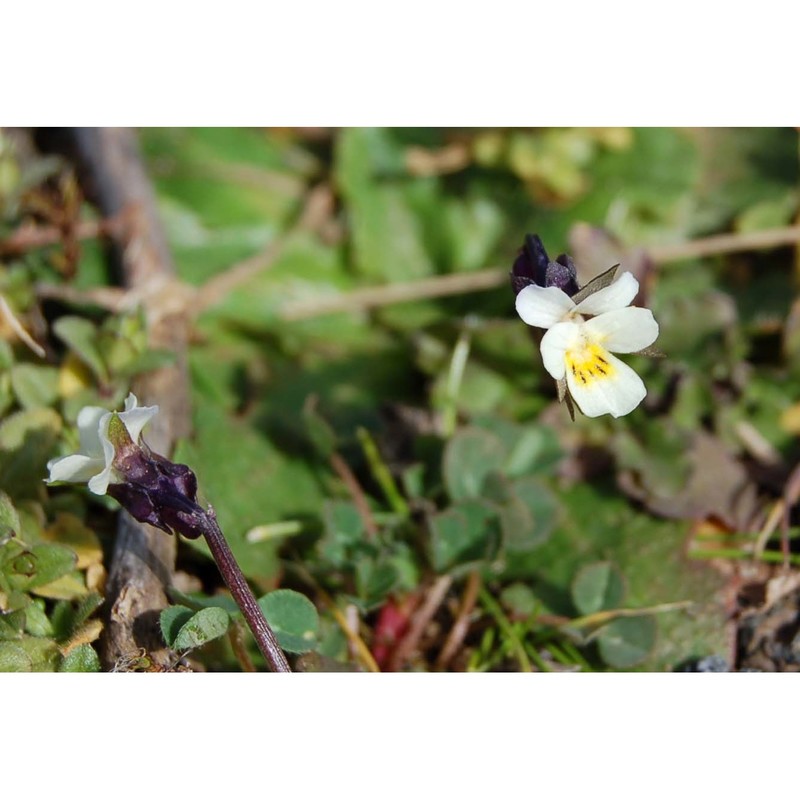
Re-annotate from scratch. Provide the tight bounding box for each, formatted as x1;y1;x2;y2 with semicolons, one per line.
200;506;291;673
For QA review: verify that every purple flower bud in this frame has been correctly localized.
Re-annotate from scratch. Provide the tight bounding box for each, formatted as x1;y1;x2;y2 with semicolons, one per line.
510;234;549;295
549;253;580;297
103;412;203;538
510;234;580;298
107;456;202;539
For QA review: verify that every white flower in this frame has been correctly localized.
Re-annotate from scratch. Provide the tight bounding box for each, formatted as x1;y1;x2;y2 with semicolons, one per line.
515;271;659;418
47;393;159;495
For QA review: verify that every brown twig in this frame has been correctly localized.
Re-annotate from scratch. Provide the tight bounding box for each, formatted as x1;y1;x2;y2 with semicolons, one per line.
279;269;506;321
36;216;800;326
192;182;335;314
276;224;800;321
435;570;482;670
228;620;257;673
329;451;379;539
649;226;800;263
0;214;125;257
387;575;453;671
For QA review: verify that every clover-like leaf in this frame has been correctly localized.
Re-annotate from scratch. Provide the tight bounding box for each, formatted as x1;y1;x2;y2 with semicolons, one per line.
572;562;627;616
258;589;319;654
160;605;230;652
597;615;657;669
443;427;507;501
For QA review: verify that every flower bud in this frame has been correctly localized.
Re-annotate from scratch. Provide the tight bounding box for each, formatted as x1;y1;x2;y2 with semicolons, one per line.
510;233;579;297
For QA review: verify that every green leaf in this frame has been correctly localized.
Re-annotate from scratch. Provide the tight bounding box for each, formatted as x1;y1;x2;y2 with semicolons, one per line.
355;558;401;609
0;491;20;541
0;636;60;671
7;544;77;591
0;407;62;499
174;394;324;584
258;589;319;654
159;605;195;648
572;562;627;616
428;499;500;572
319;500;365;568
166;589;239;616
443;427;507;501
500;482;728;669
503;426;562;479
500;583;539;617
50;592;104;641
9;364;59;409
335;128;435;283
442;194;505;272
59;643;101;672
23;600;53;637
485;474;559;553
52;316;108;382
172;607;231;652
0;642;30;671
597;616;658;669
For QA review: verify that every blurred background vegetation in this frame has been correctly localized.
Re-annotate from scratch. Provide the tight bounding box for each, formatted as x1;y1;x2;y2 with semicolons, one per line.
2;127;800;671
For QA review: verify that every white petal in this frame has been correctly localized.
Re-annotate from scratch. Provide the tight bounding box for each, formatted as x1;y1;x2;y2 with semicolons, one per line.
583;307;659;353
566;350;646;418
87;464;115;495
123;393;139;412
119;404;159;443
47;454;106;485
76;406;109;457
539;321;582;380
516;285;575;329
574;271;639;316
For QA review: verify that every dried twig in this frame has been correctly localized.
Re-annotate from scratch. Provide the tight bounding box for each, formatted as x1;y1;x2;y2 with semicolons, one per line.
329;451;378;539
277;224;800;321
35;215;800;328
0;214;125;257
388;575;452;671
0;293;46;357
436;570;481;670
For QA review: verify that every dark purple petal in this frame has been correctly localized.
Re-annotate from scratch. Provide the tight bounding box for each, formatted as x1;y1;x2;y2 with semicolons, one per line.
510;234;549;295
510;235;580;297
549;254;580;297
107;442;203;539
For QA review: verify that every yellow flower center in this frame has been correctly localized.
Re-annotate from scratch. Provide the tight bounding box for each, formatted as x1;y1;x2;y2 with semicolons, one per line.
565;342;615;385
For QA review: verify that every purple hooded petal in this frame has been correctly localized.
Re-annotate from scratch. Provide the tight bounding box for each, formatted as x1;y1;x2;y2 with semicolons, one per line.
510;235;580;297
510;234;550;295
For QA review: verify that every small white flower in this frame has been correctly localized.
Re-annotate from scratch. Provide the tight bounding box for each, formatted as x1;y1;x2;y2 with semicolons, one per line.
47;393;159;495
515;271;659;418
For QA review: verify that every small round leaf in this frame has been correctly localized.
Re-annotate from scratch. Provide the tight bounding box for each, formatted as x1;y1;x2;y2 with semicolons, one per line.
572;562;626;616
597;615;658;669
258;590;319;654
443;427;507;501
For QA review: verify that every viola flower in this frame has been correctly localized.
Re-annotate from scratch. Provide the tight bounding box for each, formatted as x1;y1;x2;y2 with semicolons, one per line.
47;393;201;538
47;393;159;495
513;239;659;418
